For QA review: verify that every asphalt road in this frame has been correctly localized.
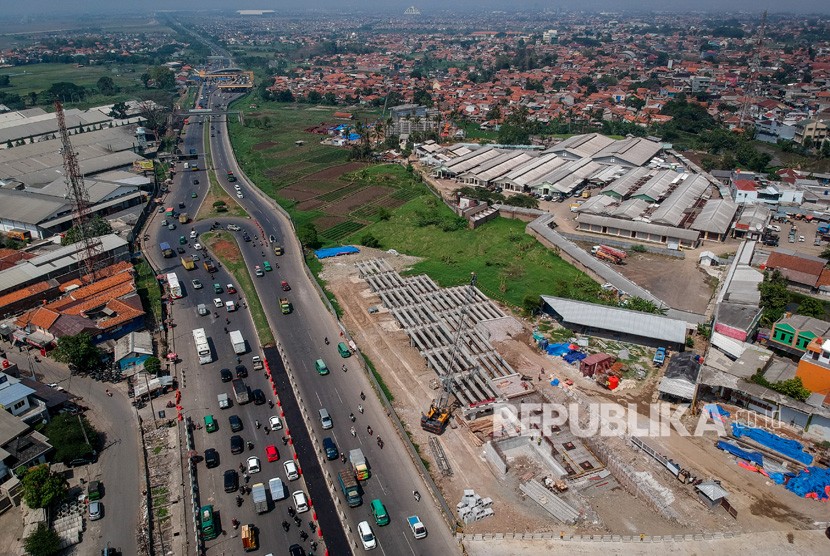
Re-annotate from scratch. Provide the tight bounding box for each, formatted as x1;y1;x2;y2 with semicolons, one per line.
205;89;459;555
6;352;140;556
143;87;349;555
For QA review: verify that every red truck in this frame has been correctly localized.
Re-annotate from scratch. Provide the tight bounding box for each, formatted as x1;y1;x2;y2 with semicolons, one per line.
591;245;627;265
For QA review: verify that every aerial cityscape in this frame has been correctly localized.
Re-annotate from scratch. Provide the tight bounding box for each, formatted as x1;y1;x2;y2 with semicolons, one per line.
1;3;830;556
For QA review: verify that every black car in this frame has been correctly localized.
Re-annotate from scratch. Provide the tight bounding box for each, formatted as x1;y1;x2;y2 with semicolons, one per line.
68;452;98;467
177;247;185;254
204;448;219;468
230;435;244;454
235;364;248;378
289;544;306;556
220;368;233;382
178;202;186;209
251;389;266;406
229;415;243;432
242;235;251;242
223;469;239;493
193;179;199;185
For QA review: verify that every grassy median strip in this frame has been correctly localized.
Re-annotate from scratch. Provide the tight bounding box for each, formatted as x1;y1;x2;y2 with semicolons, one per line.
135;258;163;326
201;231;275;347
196;122;248;221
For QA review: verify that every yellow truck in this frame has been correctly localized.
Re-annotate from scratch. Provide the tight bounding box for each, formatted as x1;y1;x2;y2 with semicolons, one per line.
181;256;195;270
241;524;257;552
178;213;189;224
279;298;292;315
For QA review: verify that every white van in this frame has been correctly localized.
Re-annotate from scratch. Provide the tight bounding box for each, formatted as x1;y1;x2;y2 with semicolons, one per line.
226;300;236;312
183;162;190;170
197;303;208;316
269;477;287;501
319;408;333;430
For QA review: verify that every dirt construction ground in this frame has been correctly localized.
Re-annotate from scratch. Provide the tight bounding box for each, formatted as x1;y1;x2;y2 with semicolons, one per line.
321;249;830;546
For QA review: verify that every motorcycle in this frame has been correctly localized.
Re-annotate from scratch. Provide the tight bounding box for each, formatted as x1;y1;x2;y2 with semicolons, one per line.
413;490;421;502
360;391;366;401
349;413;355;422
293;516;302;527
236;496;243;507
367;426;373;436
377;436;383;447
288;507;296;517
247;441;254;451
340;453;347;463
281;520;290;532
358;404;363;414
324;337;329;345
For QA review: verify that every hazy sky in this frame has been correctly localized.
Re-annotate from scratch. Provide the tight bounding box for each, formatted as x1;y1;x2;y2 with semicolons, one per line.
3;0;829;17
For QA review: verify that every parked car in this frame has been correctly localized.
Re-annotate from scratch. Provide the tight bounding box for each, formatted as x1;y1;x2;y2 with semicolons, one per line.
230;435;244;454
88;501;103;521
191;279;203;289
235;364;248;378
220;368;233;382
229;415;243;432
204;448;219;468
223;469;239;492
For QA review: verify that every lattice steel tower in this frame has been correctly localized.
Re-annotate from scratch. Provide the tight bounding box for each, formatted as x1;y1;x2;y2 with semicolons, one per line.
55;100;100;279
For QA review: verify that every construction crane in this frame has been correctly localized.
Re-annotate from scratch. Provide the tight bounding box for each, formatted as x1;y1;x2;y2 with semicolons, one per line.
55;100;100;279
421;272;478;435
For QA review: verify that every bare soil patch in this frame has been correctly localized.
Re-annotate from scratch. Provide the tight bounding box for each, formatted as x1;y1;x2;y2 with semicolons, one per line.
210;238;241;263
279;186;321;202
296;199;327;211
252;141;277;151
299;162;366;182
316;215;349;231
615;252;714;314
324;186;394;215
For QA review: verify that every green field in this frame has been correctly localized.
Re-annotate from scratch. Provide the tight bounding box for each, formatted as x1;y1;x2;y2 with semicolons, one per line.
347;196;601;307
0;63;146;109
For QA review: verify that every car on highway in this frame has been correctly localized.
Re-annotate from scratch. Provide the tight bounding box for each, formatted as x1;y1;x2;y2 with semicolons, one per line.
229;415;243;432
168;223;176;230
230;435;244;454
204;448;219;468
265;445;279;462
288;544;306;556
191;192;197;198
242;233;251;242
194;242;203;250
268;416;282;430
179;202;186;209
292;490;309;513
323;437;338;460
251;389;266;405
269;234;276;243
247;456;261;474
213;298;223;308
190;230;198;239
234;184;241;191
281;280;290;291
177;246;186;254
194;179;199;185
284;460;299;481
357;520;376;550
213;283;223;294
263;261;272;272
235;364;248;378
192;254;200;261
227;224;241;231
223;469;239;492
191;279;203;289
89;500;103;521
160;219;167;227
220;368;233;382
254;266;264;277
407;515;427;539
226;283;236;294
318;408;333;430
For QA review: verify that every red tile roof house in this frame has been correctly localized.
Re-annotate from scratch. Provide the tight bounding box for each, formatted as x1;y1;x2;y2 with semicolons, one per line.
764;249;830;292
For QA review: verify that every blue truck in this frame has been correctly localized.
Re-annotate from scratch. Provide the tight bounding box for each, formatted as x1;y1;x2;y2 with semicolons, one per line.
653;347;666;367
160;242;174;258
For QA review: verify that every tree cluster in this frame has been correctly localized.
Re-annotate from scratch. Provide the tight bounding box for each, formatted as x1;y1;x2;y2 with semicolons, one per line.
60;216;113;246
43;413;100;464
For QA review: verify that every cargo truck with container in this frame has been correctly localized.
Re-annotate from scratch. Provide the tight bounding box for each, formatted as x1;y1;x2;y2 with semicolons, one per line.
350;448;369;480
229;330;246;355
251;483;268;513
232;379;249;405
181;256;195;270
178;213;189;224
160;242;175;258
338;469;362;507
241;524;257;551
203;260;216;273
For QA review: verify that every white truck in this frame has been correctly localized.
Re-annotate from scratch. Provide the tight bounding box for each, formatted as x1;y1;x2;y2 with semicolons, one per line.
229;330;246;355
268;477;287;501
251;483;268;514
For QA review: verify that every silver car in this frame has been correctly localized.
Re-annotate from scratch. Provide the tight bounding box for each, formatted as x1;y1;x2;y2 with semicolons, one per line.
89;500;103;521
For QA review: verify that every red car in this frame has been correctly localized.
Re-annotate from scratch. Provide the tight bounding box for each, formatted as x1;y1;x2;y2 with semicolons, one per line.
281;281;290;291
226;283;237;294
265;445;279;462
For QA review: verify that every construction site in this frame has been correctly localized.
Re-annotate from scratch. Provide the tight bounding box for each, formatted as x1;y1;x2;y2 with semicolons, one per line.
321;248;830;547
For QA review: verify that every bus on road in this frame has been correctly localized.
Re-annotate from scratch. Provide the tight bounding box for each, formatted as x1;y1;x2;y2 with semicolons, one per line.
200;505;217;540
193;328;212;364
167;272;182;299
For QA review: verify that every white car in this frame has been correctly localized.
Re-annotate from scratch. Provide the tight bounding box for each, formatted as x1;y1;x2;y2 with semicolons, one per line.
234;184;241;191
213;298;223;308
357;520;376;550
227;224;241;231
191;279;203;289
247;456;261;474
190;230;198;239
292;490;309;513
194;243;203;250
269;416;283;431
237;192;244;199
284;460;299;481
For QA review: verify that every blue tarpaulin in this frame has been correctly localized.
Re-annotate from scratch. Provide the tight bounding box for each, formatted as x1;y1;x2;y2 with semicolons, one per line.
563;351;587;364
314;246;360;259
546;343;571;356
716;440;764;466
731;423;813;466
785;467;830;500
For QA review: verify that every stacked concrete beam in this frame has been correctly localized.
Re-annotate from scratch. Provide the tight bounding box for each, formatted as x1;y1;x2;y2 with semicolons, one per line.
457;488;495;524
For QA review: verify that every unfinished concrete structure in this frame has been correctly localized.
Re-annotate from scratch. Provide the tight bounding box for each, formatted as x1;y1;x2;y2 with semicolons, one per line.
356;258;522;417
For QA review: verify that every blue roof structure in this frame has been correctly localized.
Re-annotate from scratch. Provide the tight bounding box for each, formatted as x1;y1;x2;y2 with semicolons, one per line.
315;246;360;259
0;382;36;407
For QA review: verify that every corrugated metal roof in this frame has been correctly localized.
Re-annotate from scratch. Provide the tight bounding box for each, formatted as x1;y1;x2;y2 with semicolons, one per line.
547;133;615;159
611;198;649;219
601;167;652;198
0;381;36;407
575;195;616;214
690;199;738;234
578;213;701;241
592;137;662;167
632;169;681;202
649;174;710;227
541;295;688;344
460;151;538;183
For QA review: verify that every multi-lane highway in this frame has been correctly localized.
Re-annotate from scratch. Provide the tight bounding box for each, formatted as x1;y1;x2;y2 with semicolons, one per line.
144;78;459;555
204;87;459;555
